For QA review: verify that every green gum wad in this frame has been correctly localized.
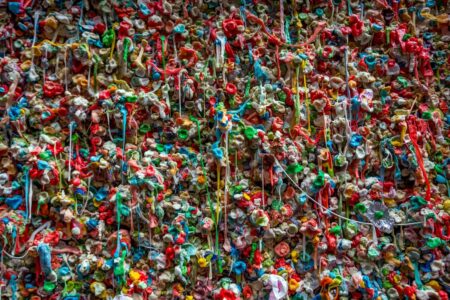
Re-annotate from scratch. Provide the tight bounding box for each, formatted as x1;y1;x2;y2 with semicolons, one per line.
44;281;56;292
139;124;151;134
114;250;127;277
178;129;189;140
354;203;367;213
329;225;341;235
421;111;432;120
367;247;380;259
102;29;115;47
126;95;138;103
286;163;304;174
313;171;325;188
426;237;445;249
244;126;257;139
39;151;52;161
271;199;283;211
71;133;79;143
397;76;409;87
375;211;385;219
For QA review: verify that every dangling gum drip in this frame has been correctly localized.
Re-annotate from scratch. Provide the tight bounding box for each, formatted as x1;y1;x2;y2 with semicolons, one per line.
6;35;13;57
223;131;231;250
331;1;336;22
398;120;408;145
172;34;179;63
413;56;422;85
313;235;319;271
178;70;188;117
31;11;39;68
24;167;30;223
54;50;60;79
215;158;221;233
134;39;147;73
92;54;100;92
279;0;286;42
292;65;300;127
68;122;73;183
78;0;85;40
114;192;122;258
106;110;114;141
28;171;33;220
261;155;265;207
275;45;281;80
372;226;378;245
51;23;61;43
147;190;153;247
43;48;48;86
302;233;306;260
121;107;127;184
407;117;431;201
6;75;19;109
64;48;68;92
87;58;91;93
0;244;3;299
112;74;133;91
53;143;63;192
399;225;405;250
347;0;352;16
213;131;224;272
322;117;334;176
129;189;136;235
110;25;117;60
122;38;131;75
216;35;226;68
77;176;90;216
234;151;238;182
116;40;124;77
302;61;311;133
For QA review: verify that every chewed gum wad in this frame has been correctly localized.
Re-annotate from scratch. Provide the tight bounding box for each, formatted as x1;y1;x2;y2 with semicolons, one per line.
0;0;449;299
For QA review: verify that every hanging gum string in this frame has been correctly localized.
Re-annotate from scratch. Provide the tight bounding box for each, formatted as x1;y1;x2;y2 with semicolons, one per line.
275;158;424;227
294;65;300;127
161;35;167;81
191;117;216;224
215;154;223;272
275;45;281;80
30;10;40;67
261;154;265;207
192;114;222;272
93;54;99;93
178;72;183;116
216;161;221;225
24;167;30;223
121;108;127;184
407;119;431;201
244;10;327;48
110;25;117;59
68;123;73;183
324;117;334;177
223;131;230;249
279;0;285;42
43;48;47;86
0;246;3;299
49;145;62;203
115;192;122;258
28;171;33;221
301;61;311;133
302;233;306;260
